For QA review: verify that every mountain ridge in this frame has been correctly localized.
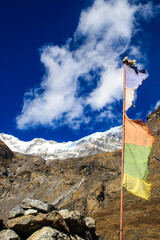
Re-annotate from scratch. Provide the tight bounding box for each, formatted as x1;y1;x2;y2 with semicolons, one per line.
0;126;122;160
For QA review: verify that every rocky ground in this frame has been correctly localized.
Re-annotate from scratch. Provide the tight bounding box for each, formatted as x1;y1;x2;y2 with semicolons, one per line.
0;106;159;239
0;198;102;240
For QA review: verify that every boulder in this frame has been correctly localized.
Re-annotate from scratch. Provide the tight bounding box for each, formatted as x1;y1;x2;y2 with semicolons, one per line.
85;217;95;235
24;209;38;216
26;226;70;240
68;211;85;234
1;198;103;239
58;209;70;220
9;206;25;219
85;217;95;229
0;229;21;240
6;211;69;237
21;198;52;212
58;210;85;234
85;217;96;237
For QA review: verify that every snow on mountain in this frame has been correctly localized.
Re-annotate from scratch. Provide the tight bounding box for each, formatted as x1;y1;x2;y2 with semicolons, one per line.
0;126;122;160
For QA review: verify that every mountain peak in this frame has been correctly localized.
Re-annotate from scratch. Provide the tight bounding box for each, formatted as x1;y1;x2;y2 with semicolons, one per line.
0;126;122;160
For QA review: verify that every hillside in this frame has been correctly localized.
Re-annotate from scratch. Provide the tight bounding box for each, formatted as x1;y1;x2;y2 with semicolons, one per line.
0;106;159;239
93;106;160;239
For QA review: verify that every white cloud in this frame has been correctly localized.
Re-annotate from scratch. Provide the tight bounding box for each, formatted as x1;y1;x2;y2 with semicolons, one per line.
17;46;85;129
96;107;117;122
138;1;160;21
155;100;160;109
135;111;142;119
76;0;136;40
147;100;160;116
16;0;157;130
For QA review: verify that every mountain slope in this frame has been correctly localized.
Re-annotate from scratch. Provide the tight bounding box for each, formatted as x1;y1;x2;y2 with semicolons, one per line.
0;126;122;160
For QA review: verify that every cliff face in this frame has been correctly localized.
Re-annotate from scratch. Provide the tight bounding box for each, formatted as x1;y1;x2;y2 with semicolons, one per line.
0;139;14;174
147;105;160;136
0;106;159;240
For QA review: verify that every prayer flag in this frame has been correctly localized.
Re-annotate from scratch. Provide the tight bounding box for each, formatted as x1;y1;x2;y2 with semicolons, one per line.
125;65;149;111
123;114;154;199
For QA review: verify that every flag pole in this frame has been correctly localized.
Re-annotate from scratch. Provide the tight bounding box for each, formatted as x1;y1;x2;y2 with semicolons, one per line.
120;62;126;240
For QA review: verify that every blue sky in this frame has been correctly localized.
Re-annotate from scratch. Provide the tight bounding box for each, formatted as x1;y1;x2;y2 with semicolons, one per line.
0;0;160;142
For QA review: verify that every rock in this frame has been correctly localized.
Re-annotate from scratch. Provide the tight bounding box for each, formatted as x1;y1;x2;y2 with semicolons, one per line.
58;211;96;238
85;217;95;235
24;209;38;216
9;206;25;219
75;235;85;240
6;211;69;237
0;140;14;161
85;217;95;229
69;211;85;233
95;235;105;240
26;226;70;240
0;139;14;174
81;230;93;240
147;105;160;136
0;229;21;240
1;197;103;239
58;209;70;220
21;198;52;213
58;209;86;234
60;210;85;234
0;219;4;231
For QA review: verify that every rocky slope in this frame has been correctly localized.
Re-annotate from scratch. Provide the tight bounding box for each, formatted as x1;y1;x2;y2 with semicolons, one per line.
0;106;159;239
0;126;121;160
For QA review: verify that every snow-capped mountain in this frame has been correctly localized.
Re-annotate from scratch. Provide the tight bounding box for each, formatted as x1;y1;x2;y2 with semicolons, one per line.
0;126;122;160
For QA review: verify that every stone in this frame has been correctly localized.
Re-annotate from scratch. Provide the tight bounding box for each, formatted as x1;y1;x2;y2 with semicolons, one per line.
0;229;21;240
6;211;69;237
75;235;85;240
84;217;95;236
58;209;86;234
81;230;93;240
85;217;95;230
24;209;38;216
21;198;51;212
58;209;70;220
70;235;77;240
9;206;25;219
26;226;70;240
64;210;85;234
0;219;4;231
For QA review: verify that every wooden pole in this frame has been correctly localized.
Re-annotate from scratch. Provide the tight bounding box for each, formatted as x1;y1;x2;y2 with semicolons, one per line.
120;63;126;240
